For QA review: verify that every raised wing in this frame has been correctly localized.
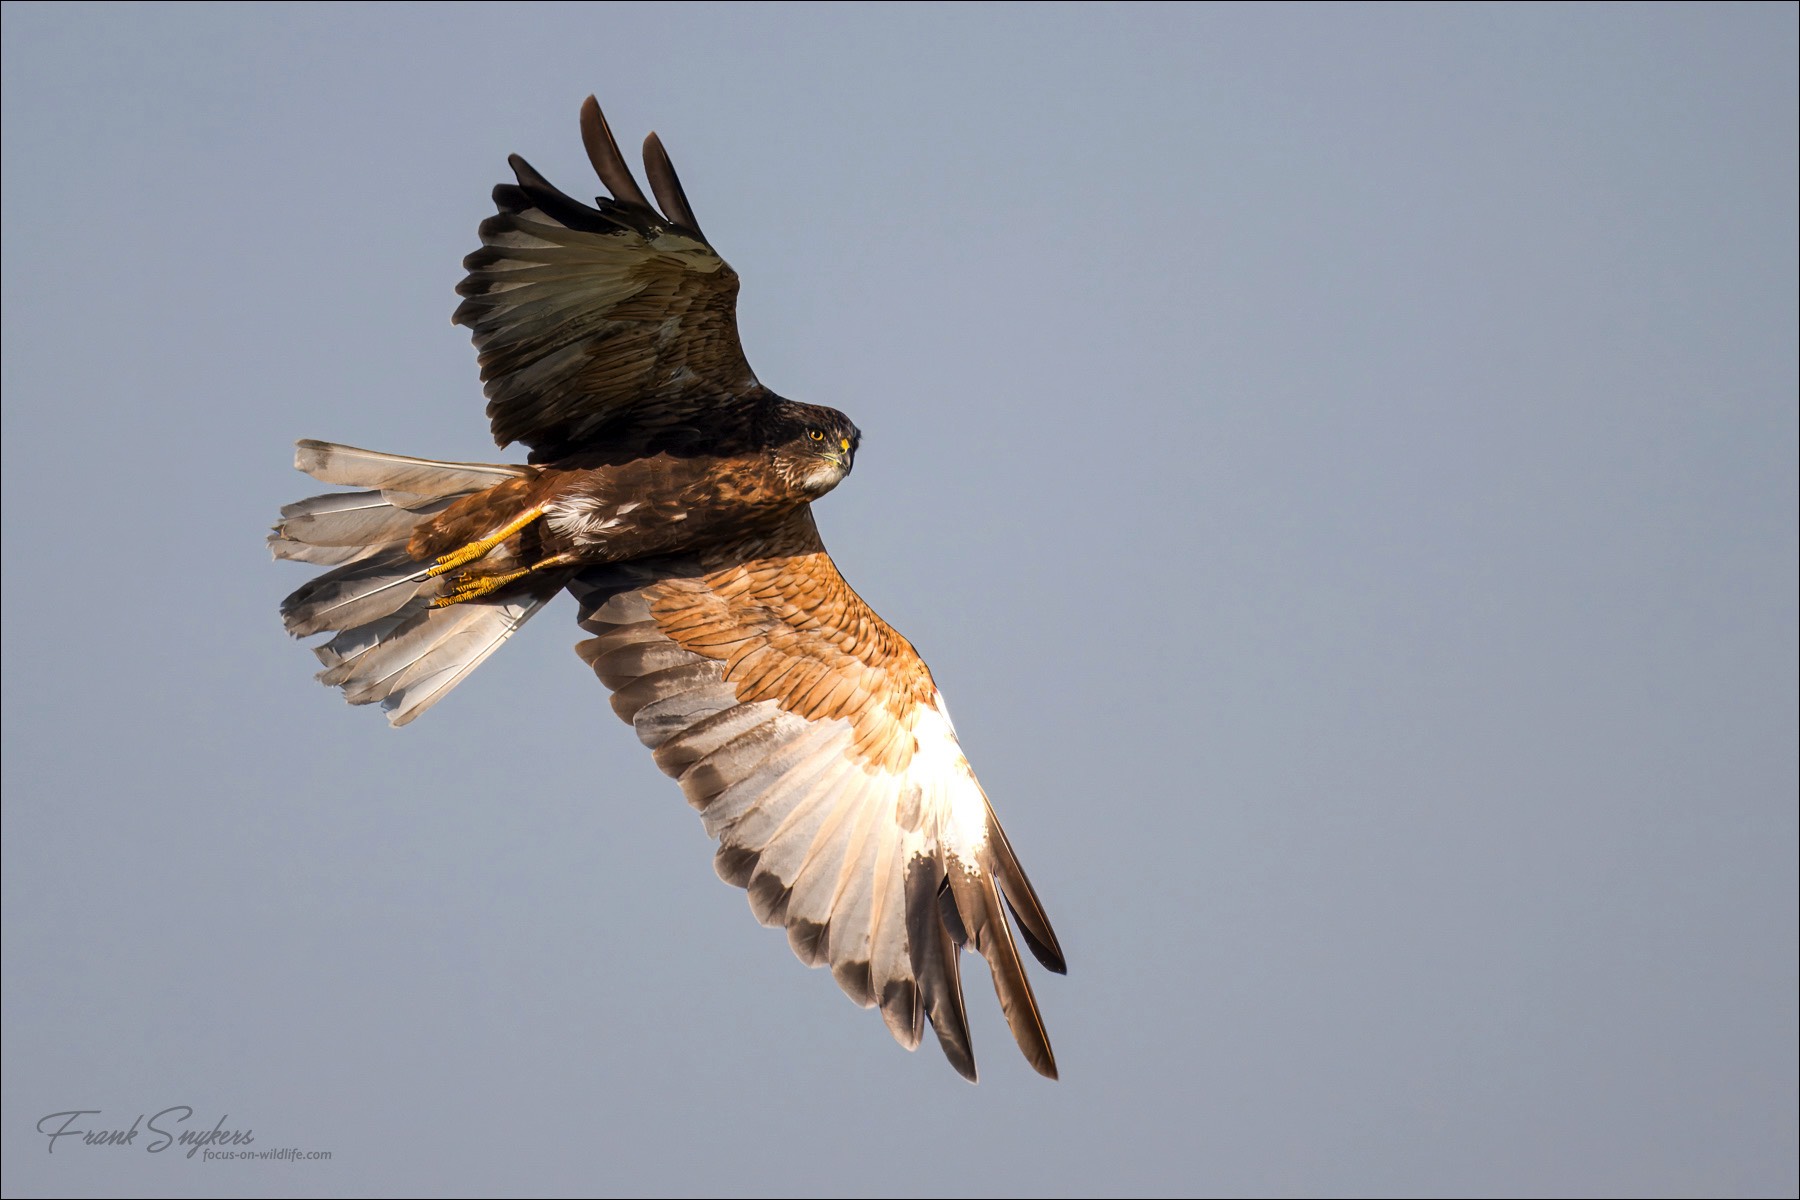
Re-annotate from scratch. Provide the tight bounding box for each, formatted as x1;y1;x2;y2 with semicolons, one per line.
454;97;762;462
569;509;1065;1080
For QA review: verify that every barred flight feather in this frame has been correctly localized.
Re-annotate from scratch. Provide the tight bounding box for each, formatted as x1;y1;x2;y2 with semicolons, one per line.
566;510;1063;1081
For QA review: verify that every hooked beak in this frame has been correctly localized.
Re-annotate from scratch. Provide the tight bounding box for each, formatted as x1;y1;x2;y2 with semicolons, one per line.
820;436;854;471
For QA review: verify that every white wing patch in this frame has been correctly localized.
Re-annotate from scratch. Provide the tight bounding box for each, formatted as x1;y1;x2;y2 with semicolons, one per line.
912;697;991;868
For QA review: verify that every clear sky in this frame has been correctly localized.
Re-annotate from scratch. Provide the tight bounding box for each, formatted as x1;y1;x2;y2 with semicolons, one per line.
3;3;1795;1197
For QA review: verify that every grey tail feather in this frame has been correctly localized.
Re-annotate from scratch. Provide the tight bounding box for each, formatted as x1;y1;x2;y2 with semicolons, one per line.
292;438;528;492
274;440;548;725
314;591;553;726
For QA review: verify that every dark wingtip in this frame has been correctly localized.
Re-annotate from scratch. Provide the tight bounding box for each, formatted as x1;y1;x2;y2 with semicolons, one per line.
642;130;705;239
493;156;618;236
945;864;1059;1082
579;95;653;211
1008;895;1068;975
506;153;546;190
909;861;979;1081
987;813;1067;973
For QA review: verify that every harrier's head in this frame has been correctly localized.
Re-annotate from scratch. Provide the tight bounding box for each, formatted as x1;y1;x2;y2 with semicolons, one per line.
772;402;861;497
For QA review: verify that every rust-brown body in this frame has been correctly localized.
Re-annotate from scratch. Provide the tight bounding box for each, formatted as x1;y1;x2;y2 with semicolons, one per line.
411;451;804;565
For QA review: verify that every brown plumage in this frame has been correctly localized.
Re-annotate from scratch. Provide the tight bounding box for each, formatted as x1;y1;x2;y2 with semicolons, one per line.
271;96;1064;1081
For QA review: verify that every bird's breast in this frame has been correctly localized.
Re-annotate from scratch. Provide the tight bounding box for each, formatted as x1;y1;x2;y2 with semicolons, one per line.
538;452;806;560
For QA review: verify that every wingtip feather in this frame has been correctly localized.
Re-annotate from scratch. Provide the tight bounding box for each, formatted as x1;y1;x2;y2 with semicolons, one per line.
642;131;704;238
946;862;1059;1080
985;809;1067;974
579;95;653;211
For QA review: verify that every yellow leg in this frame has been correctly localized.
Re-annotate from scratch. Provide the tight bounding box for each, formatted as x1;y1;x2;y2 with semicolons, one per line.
431;553;577;609
432;569;531;607
425;507;546;578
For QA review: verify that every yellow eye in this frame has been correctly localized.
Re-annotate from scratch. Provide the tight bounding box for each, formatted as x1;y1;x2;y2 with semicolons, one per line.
808;430;824;442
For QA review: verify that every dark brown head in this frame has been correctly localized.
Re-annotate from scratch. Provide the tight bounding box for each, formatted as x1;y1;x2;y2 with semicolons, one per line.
769;401;861;497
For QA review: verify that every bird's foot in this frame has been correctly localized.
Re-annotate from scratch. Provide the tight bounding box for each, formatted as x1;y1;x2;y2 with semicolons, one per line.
425;507;546;577
431;552;576;609
433;568;531;608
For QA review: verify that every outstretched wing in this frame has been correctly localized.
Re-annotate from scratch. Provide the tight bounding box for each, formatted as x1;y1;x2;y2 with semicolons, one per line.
569;508;1066;1081
454;96;763;462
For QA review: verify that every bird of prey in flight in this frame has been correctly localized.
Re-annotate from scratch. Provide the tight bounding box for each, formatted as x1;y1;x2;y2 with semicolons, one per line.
272;96;1065;1080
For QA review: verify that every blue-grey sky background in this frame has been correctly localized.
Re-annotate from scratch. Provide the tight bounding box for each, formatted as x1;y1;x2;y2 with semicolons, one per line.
3;4;1795;1197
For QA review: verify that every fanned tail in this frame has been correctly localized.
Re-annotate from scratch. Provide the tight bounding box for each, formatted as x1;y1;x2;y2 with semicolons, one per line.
272;440;551;725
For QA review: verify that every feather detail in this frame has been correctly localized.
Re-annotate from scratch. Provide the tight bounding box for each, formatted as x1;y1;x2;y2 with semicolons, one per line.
642;131;704;237
907;860;976;1080
293;439;527;492
579;95;654;213
944;858;1057;1080
570;524;1063;1081
454;100;759;460
274;489;456;549
276;441;552;721
279;552;433;638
